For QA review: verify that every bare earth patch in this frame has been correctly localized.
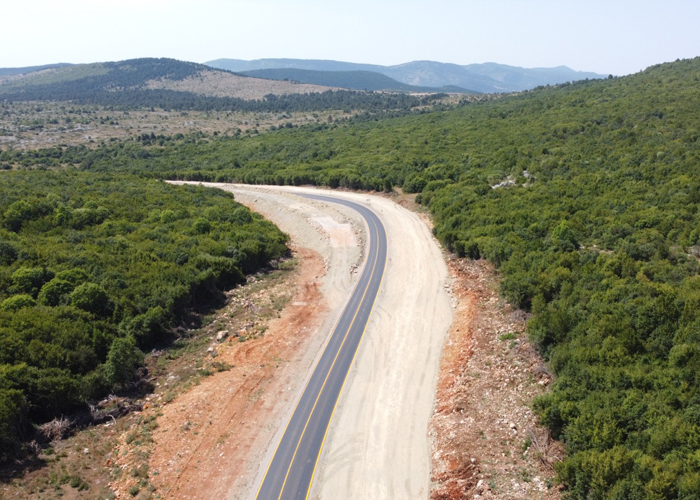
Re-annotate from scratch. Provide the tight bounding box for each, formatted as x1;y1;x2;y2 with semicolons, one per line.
143;70;337;100
105;246;329;499
149;248;327;499
430;258;564;500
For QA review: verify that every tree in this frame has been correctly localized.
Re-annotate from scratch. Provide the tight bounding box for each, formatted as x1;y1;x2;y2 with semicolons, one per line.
37;278;74;306
383;178;393;193
55;268;89;285
11;267;53;298
0;241;17;266
4;200;35;232
103;336;144;389
550;221;579;252
121;306;168;346
193;217;211;234
1;294;36;312
70;283;113;317
402;174;427;194
0;389;27;462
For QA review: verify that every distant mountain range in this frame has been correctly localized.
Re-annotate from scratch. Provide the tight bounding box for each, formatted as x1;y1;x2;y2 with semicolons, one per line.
238;68;476;94
0;57;609;104
206;58;608;93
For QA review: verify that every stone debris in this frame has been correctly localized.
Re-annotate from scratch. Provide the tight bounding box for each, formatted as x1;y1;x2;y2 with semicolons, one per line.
429;257;563;500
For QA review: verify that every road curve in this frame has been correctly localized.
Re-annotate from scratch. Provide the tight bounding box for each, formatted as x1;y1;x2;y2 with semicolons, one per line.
255;194;388;500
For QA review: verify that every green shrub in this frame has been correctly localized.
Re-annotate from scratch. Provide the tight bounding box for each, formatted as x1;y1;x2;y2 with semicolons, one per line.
37;278;74;306
104;336;144;389
1;294;36;311
70;283;113;317
11;267;53;298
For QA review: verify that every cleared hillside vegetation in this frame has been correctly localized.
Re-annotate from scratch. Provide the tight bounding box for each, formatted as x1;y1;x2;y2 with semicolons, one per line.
6;57;700;498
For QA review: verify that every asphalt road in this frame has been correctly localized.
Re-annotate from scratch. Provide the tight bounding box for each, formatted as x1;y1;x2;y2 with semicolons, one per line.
255;194;388;500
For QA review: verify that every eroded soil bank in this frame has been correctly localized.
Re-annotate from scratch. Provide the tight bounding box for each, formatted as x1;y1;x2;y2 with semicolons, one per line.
430;257;564;500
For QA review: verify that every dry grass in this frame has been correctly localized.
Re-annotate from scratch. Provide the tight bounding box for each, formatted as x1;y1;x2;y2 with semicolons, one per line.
0;101;355;151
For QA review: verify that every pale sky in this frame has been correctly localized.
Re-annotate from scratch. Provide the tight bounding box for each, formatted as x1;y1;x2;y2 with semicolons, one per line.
3;0;699;75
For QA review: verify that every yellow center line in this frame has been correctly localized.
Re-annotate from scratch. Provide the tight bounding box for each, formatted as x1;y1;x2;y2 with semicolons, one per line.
305;216;388;499
275;216;381;499
254;234;365;500
254;203;374;500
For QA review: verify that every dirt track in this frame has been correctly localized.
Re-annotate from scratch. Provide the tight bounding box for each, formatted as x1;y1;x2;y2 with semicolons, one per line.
168;184;453;499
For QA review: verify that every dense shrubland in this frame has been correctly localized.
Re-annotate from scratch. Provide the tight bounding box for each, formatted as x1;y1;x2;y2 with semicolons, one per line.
5;57;700;497
0;172;287;461
0;86;447;114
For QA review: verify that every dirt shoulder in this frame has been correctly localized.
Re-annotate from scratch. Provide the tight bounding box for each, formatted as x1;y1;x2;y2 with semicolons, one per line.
144;247;329;499
429;258;564;499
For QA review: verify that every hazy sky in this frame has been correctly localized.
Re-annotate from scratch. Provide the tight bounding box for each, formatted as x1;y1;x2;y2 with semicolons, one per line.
3;0;699;75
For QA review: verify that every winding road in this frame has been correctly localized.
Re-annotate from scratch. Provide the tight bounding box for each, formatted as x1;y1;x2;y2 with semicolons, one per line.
255;195;388;500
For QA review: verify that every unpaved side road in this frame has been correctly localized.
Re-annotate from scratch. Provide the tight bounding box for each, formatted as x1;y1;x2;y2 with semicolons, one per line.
174;183;453;499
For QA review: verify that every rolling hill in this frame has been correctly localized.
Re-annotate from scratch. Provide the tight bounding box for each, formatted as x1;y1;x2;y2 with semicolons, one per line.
0;58;449;113
0;58;334;102
0;63;73;77
238;68;476;93
206;58;607;93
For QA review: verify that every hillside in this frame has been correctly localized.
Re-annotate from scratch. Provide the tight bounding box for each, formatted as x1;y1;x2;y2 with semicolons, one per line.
0;57;335;102
239;68;476;93
14;56;700;497
206;58;607;93
462;62;607;91
385;60;606;93
0;63;73;78
0;57;452;114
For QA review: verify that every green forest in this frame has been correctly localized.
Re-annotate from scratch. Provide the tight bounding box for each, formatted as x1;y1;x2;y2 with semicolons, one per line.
0;172;287;460
3;56;700;498
238;68;474;93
